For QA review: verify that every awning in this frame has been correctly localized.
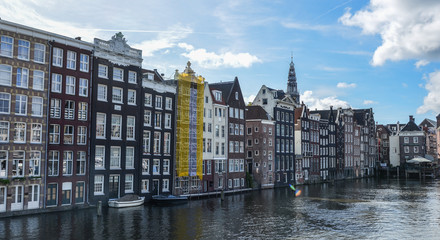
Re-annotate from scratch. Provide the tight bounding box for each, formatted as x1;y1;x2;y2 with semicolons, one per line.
407;157;432;164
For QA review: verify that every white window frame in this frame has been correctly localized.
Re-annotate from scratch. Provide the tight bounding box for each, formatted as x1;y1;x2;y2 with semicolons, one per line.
79;78;88;97
77;126;87;145
0;121;8;143
17;39;30;60
66;50;77;70
0;36;13;57
63;151;73;176
94;175;104;195
110;146;121;169
112;87;123;103
78;102;87;121
48;151;59;176
125;174;134;193
128;71;137;84
153;159;160;175
113;68;123;81
65;76;75;95
165;97;172;110
165;113;172;129
32;70;44;91
77;151;86;175
142;159;150;175
143;131;151;154
80;54;89;72
52;47;63;67
64;100;75;120
96;113;106;138
15;95;27;115
34;43;45;63
144;93;152;107
153;132;161;154
0;151;8;177
126;116;135;140
111;115;122;139
97;84;107;101
16;68;29;89
144;110;152;126
31;123;42;143
13;122;26;143
155;96;162;109
0;93;10;114
95;146;105;169
141;179;149;193
12;151;25;177
63;125;74;145
163;179;169;192
49;124;60;144
126;147;134;169
164;132;171;155
0;64;12;86
31;97;43;117
98;64;108;78
127;89;136;105
51;73;62;93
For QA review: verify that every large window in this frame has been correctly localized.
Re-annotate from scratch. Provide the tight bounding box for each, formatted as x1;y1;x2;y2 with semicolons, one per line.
126;116;135;140
49;124;60;144
0;93;10;113
48;151;59;176
96;113;106;138
164;132;171;155
111;115;122;139
63;151;73;175
78;102;87;121
52;47;63;67
97;84;107;101
153;159;160;174
143;131;151;154
165;113;172;128
125;174;134;193
0;121;8;142
128;71;137;83
66;76;75;95
0;151;7;177
153;132;161;154
51;73;62;93
15;95;27;115
17;40;30;60
0;65;12;86
126;147;134;169
110;146;121;169
163;159;170;174
141;179;149;193
155;96;162;109
95;146;105;169
163;179;169;192
31;123;42;143
66;51;76;70
64;125;74;144
144;93;152;107
94;175;104;195
154;112;162;128
165;97;172;110
34;43;45;63
50;98;61;118
31;97;43;117
80;54;89;72
127;89;136;105
0;36;13;57
77;126;87;145
77;151;86;175
79;78;88;97
112;87;123;103
13;122;26;143
142;159;149;174
64;100;75;120
16;68;29;88
144;110;152;126
98;65;108;78
12;151;25;177
113;68;123;81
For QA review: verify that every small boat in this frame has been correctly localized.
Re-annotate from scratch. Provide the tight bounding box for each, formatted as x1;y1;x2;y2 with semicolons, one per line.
151;195;188;206
108;194;145;208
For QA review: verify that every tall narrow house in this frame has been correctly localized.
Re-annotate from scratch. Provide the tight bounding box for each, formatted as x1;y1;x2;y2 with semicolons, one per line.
89;33;143;204
0;20;50;212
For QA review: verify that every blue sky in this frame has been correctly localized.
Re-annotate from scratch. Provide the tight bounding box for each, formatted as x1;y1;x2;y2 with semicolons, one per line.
2;0;440;124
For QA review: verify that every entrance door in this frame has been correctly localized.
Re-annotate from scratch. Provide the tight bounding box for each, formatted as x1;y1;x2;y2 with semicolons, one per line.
248;162;252;174
153;179;159;196
75;182;84;204
0;186;6;212
11;185;23;211
47;183;57;206
109;175;120;199
28;184;39;209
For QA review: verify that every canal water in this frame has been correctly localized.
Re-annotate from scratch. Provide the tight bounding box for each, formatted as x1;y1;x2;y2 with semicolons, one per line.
2;179;440;239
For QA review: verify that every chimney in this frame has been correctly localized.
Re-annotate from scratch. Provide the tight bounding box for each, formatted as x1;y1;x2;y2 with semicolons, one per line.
75;37;81;40
409;115;414;122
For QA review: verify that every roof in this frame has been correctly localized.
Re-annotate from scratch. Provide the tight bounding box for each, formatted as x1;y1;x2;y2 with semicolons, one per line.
376;124;392;134
401;116;422;132
265;86;286;100
418;118;436;128
209;80;235;102
246;106;271;120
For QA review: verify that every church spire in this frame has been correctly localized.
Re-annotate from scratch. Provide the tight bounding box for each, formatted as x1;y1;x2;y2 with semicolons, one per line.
287;56;300;103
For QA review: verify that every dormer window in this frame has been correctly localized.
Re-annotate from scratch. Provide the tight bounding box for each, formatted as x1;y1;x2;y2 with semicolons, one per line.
214;91;222;101
262;89;266;94
147;73;154;80
235;92;238;100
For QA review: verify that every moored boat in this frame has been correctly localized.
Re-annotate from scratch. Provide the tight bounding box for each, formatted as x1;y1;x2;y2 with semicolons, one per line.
151;195;188;206
108;194;145;208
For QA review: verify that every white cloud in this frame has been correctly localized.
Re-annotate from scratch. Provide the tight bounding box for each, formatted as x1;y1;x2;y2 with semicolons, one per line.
244;95;256;105
179;43;261;69
402;83;408;88
281;22;331;31
337;82;357;88
415;60;430;68
301;90;351;110
417;70;440;114
363;100;377;105
339;0;440;66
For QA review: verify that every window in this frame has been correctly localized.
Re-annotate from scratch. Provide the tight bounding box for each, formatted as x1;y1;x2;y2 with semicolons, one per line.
66;51;76;69
125;174;133;193
235;92;238;100
112;87;123;103
128;71;137;83
144;93;152;107
164;132;171;155
31;97;43;117
155;112;162;128
143;131;151;154
155;96;162;109
16;68;29;88
15;95;27;115
141;179;149;192
63;151;73;175
31;123;42;143
166;97;172;110
163;159;170;174
214;91;222;101
96;113;106;138
97;84;107;101
153;159;160;174
78;102;87;121
50;99;61;118
153;132;161;154
66;76;75;95
0;151;7;177
49;124;60;144
126;116;135;140
144;110;152;126
94;175;104;195
98;64;108;78
414;146;419;153
0;65;12;86
79;78;88;97
111;115;122;139
404;137;409;144
113;68;123;81
404;146;409;153
12;151;24;177
34;43;45;63
64;100;75;119
13;122;26;143
32;70;44;91
95;146;105;169
165;113;172;128
127;89;136;105
80;54;89;72
142;159;150;174
17;40;30;60
110;147;121;169
52;47;63;67
48;151;59;176
126;147;134;169
163;179;169;192
28;152;40;176
64;125;74;144
76;126;87;145
50;74;62;94
413;137;418;144
0;36;13;57
0;93;10;114
0;121;8;142
207;139;212;152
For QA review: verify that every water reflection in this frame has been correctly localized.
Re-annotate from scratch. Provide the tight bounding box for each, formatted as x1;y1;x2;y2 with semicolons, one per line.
2;179;440;239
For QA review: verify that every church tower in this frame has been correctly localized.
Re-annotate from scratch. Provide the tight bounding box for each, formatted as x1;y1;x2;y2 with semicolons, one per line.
287;56;300;104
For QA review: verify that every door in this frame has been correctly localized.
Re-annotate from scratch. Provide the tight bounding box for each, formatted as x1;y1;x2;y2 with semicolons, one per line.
75;182;84;204
0;186;6;212
11;185;23;211
153;179;159;196
28;184;39;209
47;183;57;206
109;175;120;199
